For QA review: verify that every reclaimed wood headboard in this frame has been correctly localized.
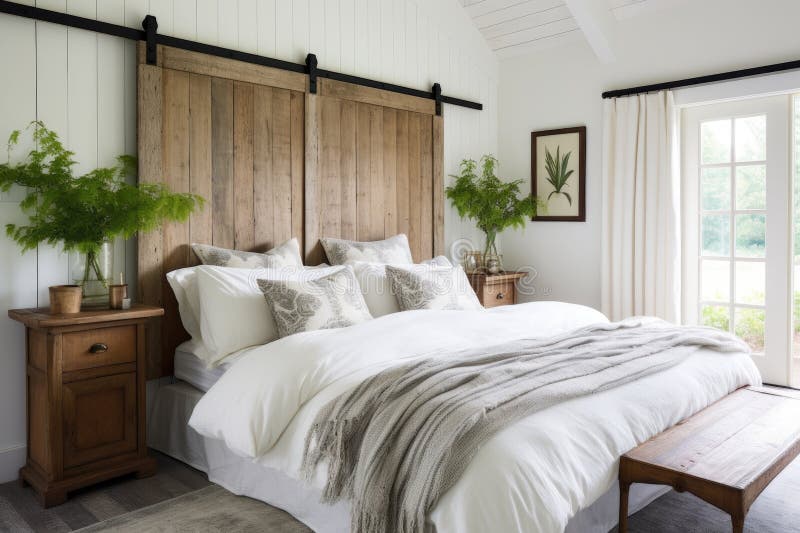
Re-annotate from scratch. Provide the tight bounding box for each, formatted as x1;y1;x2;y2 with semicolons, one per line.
137;43;444;378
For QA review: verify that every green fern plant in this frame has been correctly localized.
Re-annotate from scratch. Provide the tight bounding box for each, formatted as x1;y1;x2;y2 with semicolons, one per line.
544;146;574;205
0;121;204;288
445;155;542;259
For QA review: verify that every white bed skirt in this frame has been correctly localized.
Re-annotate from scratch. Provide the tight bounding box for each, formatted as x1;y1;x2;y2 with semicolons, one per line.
148;381;668;533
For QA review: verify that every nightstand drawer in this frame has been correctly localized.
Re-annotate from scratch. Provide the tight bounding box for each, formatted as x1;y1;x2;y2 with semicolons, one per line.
62;325;137;372
483;282;515;308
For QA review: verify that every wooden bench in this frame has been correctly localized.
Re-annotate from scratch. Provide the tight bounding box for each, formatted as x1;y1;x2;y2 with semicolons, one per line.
619;386;800;533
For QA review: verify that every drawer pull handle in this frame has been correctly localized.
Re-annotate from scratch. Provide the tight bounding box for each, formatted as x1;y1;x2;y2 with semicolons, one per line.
496;292;505;300
89;343;108;354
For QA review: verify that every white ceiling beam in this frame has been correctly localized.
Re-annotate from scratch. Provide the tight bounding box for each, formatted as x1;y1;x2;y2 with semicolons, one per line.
563;0;617;63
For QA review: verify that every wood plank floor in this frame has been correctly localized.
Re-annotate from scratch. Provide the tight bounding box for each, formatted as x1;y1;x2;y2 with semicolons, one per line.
1;451;798;531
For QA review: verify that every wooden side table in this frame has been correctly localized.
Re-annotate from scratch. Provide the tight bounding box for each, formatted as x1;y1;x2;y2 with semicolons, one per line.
466;271;527;308
9;305;164;507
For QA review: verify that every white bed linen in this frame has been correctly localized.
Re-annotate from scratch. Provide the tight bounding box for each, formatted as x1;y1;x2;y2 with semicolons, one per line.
188;302;761;532
149;381;668;533
173;340;240;392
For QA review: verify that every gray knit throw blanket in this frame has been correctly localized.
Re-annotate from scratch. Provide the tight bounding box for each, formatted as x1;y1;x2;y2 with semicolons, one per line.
301;318;748;533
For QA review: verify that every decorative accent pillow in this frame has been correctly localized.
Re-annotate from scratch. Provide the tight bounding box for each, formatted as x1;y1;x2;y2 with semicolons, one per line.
257;267;373;338
385;265;483;312
195;265;345;366
192;237;303;269
320;234;413;265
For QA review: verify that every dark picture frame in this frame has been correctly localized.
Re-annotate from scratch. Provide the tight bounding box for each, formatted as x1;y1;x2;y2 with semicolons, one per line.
531;126;586;222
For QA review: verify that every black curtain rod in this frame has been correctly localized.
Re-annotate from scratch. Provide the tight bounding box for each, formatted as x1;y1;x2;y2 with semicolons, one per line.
0;0;482;113
602;58;800;99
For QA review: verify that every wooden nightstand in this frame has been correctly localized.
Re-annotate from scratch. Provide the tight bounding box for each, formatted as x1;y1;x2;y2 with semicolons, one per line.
467;271;527;308
8;305;164;507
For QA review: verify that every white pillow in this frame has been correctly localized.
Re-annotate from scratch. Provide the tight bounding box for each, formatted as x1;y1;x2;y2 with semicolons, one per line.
321;234;413;265
257;266;373;338
351;262;481;317
386;265;483;311
192;237;303;269
196;265;344;366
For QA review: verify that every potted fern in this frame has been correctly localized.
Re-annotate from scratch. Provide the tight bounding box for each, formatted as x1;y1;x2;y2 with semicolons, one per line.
0;122;203;311
446;155;541;273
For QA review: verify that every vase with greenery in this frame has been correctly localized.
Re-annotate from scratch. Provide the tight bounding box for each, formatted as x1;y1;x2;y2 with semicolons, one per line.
445;155;542;271
0;122;203;306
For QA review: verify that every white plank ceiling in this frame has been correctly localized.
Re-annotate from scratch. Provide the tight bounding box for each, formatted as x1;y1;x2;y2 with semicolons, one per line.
459;0;680;58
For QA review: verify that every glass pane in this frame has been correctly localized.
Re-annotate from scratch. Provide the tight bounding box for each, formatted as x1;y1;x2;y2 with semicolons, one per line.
702;305;730;331
701;214;730;256
701;260;730;302
735;307;765;353
735;115;766;162
701;119;731;164
735;165;766;210
735;261;765;305
735;214;766;257
701;167;730;210
794;262;800;358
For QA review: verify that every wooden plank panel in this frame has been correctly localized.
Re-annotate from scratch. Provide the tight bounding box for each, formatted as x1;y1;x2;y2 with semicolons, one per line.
319;78;435;115
233;81;255;251
432;115;445;256
355;103;372;241
290;91;305;251
189;74;213;261
136;64;163;379
272;89;293;244
395;110;410;239
162;69;191;376
304;92;324;264
253;84;274;250
419;114;433;258
211;78;235;249
320;97;342;238
156;45;306;92
407;112;422;261
368;105;384;241
382;108;397;237
339;99;358;240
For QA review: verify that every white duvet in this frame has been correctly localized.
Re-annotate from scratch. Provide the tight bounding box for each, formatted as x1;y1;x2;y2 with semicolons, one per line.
189;302;761;532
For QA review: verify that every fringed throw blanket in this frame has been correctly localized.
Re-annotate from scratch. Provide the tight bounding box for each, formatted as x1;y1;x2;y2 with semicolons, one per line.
301;318;748;533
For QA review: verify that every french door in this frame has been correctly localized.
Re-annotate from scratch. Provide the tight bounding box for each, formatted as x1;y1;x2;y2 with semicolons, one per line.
683;95;795;386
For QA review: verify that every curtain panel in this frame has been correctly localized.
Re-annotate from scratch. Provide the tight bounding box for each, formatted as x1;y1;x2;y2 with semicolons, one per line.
601;90;680;322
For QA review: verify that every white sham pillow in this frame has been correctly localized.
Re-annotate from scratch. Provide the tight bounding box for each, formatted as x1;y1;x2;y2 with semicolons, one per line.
351;262;481;317
257;266;372;338
321;234;413;265
385;265;483;311
192;237;303;269
196;264;344;366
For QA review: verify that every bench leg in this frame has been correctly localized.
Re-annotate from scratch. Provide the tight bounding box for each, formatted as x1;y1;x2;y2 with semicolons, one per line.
619;480;631;533
731;514;744;533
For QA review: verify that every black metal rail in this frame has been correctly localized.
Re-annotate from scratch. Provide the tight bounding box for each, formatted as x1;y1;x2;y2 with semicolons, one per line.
0;0;482;114
602;58;800;99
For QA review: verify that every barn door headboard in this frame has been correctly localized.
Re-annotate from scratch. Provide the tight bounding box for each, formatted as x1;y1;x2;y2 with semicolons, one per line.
138;44;443;378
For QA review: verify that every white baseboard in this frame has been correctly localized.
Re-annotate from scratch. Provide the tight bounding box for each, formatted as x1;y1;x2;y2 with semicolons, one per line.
0;444;26;484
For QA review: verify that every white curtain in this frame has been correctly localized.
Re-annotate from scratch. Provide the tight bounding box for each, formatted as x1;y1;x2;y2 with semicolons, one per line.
601;90;680;322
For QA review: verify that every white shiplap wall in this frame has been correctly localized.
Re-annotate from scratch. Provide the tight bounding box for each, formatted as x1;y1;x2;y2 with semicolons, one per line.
0;0;498;481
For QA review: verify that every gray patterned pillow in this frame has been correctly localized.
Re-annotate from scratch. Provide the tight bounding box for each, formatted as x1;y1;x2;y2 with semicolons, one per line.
320;234;413;265
386;265;482;311
192;238;302;269
257;267;373;338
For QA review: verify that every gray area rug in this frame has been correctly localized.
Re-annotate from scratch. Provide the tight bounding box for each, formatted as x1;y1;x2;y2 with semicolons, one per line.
74;485;309;533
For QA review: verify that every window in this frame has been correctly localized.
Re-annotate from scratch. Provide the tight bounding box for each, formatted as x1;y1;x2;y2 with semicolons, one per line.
683;95;793;386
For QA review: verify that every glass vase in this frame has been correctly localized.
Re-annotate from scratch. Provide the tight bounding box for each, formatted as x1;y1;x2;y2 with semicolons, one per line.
70;241;113;308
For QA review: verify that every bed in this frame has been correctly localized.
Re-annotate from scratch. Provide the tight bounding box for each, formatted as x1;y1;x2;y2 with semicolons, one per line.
137;44;760;532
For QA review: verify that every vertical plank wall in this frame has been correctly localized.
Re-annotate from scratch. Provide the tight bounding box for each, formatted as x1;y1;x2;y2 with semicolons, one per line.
0;0;498;482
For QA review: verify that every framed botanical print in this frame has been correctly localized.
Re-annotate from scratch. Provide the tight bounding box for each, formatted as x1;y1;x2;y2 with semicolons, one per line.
531;126;586;221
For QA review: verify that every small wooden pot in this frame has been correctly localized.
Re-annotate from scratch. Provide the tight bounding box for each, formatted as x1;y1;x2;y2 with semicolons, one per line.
109;284;128;310
49;285;82;314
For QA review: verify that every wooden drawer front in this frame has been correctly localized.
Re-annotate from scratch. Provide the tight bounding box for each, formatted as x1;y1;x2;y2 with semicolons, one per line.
62;326;136;372
62;373;137;469
482;282;515;308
